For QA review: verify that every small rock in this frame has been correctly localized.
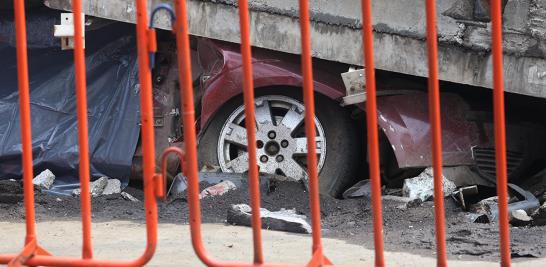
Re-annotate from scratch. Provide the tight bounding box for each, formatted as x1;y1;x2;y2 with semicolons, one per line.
382;195;422;209
227;204;311;234
200;164;221;173
402;167;456;202
102;179;121;195
342;180;371;199
511;209;532;226
121;191;139;202
200;180;237;199
90;177;109;196
32;169;55;190
55;197;62;202
72;188;81;196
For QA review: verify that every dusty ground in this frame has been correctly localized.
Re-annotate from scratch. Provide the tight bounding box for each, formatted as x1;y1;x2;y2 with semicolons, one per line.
1;179;546;265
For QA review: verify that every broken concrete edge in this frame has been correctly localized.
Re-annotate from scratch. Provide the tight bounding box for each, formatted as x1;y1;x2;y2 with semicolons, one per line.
227;204;312;234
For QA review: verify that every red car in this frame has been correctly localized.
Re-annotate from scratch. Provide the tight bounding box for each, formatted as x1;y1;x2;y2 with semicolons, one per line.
192;38;546;197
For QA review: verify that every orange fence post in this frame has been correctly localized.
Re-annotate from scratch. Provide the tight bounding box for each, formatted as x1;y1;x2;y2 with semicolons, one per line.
490;0;511;266
72;0;93;259
237;0;265;263
424;0;448;266
359;1;385;266
298;0;332;265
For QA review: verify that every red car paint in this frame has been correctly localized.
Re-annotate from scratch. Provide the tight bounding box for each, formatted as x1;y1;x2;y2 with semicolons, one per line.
195;38;544;175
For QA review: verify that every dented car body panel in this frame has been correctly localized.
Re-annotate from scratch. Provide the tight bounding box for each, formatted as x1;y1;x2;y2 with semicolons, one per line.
196;38;494;170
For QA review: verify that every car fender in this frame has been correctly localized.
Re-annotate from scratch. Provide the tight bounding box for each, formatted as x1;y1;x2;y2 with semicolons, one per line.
200;60;345;128
376;92;482;168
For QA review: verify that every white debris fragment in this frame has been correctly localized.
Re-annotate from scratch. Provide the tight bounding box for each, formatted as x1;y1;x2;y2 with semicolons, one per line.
102;179;122;195
90;177;109;196
402;167;456;202
511;209;532;223
121;191;139;202
32;169;56;190
228;204;312;234
200;180;237;199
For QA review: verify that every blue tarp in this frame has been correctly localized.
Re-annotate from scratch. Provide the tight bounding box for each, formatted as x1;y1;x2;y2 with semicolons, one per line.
0;11;140;194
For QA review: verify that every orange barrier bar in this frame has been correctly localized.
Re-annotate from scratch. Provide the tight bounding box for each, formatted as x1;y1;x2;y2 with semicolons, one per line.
490;0;511;266
236;0;265;263
359;1;385;266
72;0;93;259
13;0;36;246
424;0;448;266
297;1;332;265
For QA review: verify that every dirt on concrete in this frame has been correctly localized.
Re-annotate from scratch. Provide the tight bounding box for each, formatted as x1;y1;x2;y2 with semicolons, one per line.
1;179;545;261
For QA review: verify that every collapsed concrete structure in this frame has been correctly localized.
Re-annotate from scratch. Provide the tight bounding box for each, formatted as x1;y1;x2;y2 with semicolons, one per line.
44;0;546;98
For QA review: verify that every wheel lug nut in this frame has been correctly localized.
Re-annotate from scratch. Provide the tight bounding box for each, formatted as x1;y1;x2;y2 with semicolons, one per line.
276;155;284;162
257;140;264;148
260;155;269;163
268;131;276;139
281;140;289;148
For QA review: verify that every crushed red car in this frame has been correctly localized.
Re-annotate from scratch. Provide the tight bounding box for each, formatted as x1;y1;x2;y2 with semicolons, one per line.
149;37;546;197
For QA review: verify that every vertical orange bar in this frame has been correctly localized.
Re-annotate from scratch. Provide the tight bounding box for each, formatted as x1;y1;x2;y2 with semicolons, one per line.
13;0;37;246
135;0;159;257
236;0;264;264
71;0;93;259
490;0;511;266
298;0;326;259
360;1;385;266
424;0;448;266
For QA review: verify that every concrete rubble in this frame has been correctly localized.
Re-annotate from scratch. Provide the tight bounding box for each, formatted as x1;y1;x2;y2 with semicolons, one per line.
72;177;122;197
32;169;55;190
102;179;122;195
227;204;312;234
402;167;457;202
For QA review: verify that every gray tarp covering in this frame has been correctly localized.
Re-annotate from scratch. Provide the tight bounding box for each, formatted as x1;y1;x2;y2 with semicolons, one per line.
0;10;140;193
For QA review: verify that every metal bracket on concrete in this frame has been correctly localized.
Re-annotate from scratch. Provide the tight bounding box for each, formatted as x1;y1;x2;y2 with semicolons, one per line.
54;13;85;50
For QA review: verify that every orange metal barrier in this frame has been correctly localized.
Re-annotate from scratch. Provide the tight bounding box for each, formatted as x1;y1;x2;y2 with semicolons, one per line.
0;0;160;266
0;0;513;266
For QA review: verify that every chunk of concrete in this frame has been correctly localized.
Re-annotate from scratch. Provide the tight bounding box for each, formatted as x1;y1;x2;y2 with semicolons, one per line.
402;167;457;202
32;169;55;190
227;204;311;234
121;191;139;202
504;0;530;33
102;179;121;195
72;177;110;197
90;177;109;196
200;180;237;199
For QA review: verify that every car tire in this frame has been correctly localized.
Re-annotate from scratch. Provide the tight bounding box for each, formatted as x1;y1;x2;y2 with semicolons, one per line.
198;89;361;197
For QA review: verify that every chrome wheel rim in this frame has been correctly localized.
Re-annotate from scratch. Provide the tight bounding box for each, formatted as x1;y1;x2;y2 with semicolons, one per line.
217;95;326;180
